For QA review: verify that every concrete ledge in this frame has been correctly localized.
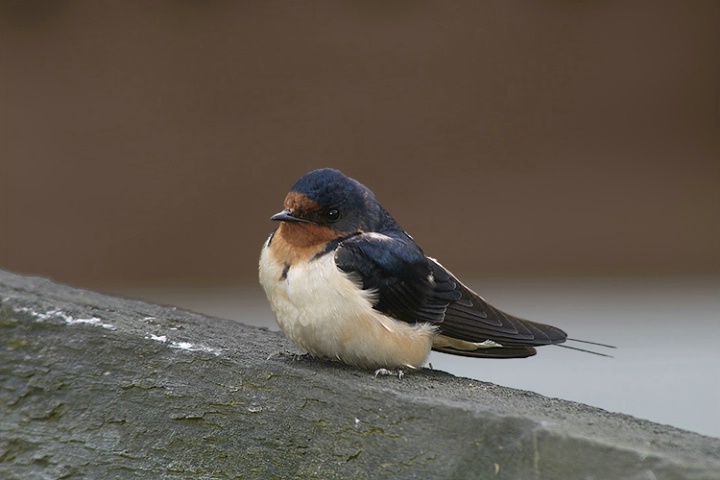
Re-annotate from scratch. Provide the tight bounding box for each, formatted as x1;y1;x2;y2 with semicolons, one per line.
1;269;718;479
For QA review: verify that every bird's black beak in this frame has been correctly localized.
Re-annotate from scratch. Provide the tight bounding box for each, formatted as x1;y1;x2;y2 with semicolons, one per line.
270;210;313;224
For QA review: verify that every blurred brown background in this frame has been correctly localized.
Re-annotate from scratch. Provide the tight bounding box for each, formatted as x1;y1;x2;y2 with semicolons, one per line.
1;1;719;290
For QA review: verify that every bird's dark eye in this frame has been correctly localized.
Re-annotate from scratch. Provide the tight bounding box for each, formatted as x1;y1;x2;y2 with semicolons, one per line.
326;208;340;222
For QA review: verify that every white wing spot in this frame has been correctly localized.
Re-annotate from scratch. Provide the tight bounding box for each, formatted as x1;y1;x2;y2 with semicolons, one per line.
364;232;393;242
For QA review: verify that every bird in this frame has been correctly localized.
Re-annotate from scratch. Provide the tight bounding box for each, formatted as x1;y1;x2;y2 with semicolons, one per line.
259;168;609;377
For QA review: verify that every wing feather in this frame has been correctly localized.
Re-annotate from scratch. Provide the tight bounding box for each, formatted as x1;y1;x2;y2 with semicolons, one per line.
333;233;566;356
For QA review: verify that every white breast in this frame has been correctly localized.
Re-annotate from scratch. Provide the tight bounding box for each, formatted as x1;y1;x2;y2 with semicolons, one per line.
258;238;435;370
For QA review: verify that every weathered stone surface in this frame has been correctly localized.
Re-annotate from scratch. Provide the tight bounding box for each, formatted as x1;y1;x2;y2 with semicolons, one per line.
1;269;718;479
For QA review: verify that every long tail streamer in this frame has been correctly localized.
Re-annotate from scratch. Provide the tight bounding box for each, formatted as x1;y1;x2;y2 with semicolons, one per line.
556;338;617;357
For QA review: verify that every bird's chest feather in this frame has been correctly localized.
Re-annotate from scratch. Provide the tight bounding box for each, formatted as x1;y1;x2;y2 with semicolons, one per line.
258;232;435;369
259;234;376;339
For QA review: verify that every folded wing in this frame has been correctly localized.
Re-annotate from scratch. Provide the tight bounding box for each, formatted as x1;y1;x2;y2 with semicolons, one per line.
334;233;567;358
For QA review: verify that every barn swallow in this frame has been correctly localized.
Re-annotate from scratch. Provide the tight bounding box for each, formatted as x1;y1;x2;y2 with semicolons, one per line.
259;168;611;377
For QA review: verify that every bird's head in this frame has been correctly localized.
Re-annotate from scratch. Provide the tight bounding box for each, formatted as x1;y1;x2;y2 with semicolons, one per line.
271;168;388;238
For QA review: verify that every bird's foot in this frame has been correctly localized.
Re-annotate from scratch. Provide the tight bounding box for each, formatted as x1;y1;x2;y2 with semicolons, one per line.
373;368;405;379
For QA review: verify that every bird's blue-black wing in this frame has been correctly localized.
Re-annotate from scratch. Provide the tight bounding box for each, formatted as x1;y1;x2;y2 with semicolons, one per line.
334;232;460;324
334;233;567;349
432;259;567;347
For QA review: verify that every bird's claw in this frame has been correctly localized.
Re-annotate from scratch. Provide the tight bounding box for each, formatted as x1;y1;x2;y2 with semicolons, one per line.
373;368;405;379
